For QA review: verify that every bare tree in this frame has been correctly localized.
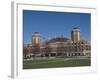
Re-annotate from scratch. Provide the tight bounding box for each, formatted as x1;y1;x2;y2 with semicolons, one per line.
44;45;52;57
23;47;28;59
33;45;41;56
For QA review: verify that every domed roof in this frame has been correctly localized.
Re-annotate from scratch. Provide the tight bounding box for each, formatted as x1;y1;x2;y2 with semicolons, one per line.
32;32;40;37
47;37;69;43
72;27;80;32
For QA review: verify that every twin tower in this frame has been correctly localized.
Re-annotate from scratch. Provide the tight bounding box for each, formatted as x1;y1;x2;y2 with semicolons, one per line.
32;28;81;46
71;28;80;42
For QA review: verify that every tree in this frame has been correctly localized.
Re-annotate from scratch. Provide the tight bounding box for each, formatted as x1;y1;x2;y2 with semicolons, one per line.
33;45;41;56
23;47;28;59
44;45;52;57
57;47;67;56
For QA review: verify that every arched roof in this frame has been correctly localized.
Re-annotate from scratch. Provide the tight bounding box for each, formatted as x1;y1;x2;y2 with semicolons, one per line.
47;37;69;43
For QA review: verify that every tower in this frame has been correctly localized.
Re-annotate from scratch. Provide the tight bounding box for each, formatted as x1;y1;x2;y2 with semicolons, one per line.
32;32;41;46
71;28;80;42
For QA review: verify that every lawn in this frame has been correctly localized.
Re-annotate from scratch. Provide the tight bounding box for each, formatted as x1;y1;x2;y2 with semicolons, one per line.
23;57;91;69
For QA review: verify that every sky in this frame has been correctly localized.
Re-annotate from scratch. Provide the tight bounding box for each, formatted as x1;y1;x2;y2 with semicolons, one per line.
23;10;91;44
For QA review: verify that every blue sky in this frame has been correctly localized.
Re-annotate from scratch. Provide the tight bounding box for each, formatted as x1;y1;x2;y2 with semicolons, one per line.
23;10;91;44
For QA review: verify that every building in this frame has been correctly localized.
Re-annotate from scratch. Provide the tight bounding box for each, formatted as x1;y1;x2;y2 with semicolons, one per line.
23;28;91;58
32;32;41;46
71;27;80;42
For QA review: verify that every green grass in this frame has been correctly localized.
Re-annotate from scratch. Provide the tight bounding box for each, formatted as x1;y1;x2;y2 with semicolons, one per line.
23;57;91;69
